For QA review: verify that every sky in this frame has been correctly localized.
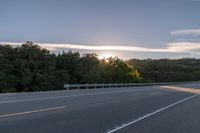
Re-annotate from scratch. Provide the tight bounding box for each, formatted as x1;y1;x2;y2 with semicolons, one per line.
0;0;200;59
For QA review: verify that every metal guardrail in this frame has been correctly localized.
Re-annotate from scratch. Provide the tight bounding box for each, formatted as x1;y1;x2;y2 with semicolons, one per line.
63;81;196;90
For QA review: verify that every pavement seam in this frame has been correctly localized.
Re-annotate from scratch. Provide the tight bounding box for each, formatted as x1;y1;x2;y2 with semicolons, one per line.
0;89;153;104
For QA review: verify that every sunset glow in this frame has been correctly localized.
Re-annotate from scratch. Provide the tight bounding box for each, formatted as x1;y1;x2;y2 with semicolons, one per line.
98;53;113;60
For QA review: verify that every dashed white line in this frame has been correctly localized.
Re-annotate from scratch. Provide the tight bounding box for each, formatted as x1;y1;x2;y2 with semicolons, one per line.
0;106;67;118
106;94;199;133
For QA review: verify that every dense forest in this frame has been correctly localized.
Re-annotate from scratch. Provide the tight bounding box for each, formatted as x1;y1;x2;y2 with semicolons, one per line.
0;42;142;93
1;42;200;93
127;58;200;82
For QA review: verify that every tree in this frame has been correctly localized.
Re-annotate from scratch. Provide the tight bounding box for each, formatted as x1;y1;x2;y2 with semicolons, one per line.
0;42;144;93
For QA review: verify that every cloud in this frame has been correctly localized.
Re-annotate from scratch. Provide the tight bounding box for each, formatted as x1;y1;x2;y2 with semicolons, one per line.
171;29;200;36
1;41;200;55
0;41;180;53
167;42;200;51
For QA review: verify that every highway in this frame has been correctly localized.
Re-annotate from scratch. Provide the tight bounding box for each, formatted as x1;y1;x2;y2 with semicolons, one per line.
0;83;200;133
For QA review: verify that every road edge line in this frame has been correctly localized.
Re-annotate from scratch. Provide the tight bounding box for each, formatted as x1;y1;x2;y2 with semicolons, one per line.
106;94;199;133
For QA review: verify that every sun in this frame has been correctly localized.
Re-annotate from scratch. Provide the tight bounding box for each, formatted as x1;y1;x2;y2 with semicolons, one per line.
98;53;113;60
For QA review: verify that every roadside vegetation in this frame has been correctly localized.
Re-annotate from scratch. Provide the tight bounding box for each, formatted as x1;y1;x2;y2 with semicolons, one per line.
0;42;143;93
1;42;200;93
127;58;200;82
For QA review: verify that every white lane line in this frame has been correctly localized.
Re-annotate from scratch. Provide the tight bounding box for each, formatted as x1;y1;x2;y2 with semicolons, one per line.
0;89;153;104
106;94;199;133
0;106;67;118
0;95;72;104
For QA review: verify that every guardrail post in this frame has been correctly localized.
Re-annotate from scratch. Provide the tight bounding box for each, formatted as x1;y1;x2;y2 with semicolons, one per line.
94;83;96;89
77;85;80;90
64;84;69;90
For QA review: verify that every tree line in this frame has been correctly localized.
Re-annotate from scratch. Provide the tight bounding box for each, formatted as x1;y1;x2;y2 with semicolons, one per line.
0;42;142;93
1;42;200;93
127;58;200;82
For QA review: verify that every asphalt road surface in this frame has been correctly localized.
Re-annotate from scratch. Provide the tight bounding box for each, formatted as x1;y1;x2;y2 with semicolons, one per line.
0;83;200;133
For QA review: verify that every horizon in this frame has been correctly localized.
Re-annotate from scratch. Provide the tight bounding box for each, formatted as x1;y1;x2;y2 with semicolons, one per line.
1;41;200;60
